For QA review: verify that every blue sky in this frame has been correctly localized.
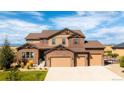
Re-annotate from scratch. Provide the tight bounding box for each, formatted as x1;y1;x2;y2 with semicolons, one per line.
0;11;124;45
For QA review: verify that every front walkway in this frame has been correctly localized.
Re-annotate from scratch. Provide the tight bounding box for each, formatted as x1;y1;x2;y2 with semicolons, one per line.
45;66;123;81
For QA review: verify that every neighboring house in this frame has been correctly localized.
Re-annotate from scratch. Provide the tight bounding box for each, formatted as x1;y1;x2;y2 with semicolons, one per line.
104;45;113;52
17;28;104;67
112;43;124;56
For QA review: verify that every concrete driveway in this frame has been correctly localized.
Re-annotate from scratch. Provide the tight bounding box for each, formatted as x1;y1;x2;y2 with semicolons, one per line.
45;66;123;81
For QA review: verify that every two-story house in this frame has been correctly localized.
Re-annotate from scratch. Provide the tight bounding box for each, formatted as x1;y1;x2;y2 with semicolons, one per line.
17;28;104;67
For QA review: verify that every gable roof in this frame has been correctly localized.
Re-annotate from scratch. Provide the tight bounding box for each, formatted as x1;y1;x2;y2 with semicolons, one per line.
44;45;74;54
44;44;89;54
112;42;124;49
26;28;85;40
84;41;104;49
47;28;85;38
17;43;38;50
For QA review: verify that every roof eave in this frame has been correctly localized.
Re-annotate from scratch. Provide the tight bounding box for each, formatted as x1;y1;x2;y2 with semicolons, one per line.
85;47;105;49
112;47;124;49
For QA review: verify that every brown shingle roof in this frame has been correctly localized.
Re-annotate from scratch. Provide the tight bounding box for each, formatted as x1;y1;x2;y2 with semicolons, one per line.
17;43;39;50
84;41;104;48
44;45;74;54
25;28;85;40
44;45;90;54
25;33;41;40
33;43;51;49
69;48;85;52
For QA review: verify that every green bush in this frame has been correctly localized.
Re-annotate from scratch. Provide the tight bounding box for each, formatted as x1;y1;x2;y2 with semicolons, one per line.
0;38;15;70
112;53;119;58
120;56;124;67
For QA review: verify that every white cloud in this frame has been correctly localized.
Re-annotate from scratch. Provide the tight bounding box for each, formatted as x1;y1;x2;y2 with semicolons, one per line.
50;11;123;31
86;26;124;44
50;11;124;44
76;11;87;16
76;11;121;17
21;11;44;21
50;15;111;31
25;11;43;16
0;18;49;44
0;11;17;15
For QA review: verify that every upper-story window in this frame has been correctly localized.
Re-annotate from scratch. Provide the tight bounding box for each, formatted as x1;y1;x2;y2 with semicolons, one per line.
44;39;48;43
74;38;78;44
42;39;48;44
69;38;72;44
52;37;56;45
62;37;66;45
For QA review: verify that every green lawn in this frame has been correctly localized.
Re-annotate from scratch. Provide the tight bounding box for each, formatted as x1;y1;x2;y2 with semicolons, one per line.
0;71;47;81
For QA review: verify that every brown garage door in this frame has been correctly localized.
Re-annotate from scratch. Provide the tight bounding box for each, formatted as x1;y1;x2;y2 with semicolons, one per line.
50;57;71;67
76;56;86;66
90;54;102;66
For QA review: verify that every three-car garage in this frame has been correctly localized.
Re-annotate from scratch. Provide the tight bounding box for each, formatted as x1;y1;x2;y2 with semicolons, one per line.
45;45;104;67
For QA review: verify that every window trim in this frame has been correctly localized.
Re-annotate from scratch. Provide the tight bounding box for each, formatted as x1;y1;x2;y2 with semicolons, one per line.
22;52;26;58
42;39;48;44
69;38;72;44
22;52;34;59
52;37;56;45
62;37;66;45
74;38;78;44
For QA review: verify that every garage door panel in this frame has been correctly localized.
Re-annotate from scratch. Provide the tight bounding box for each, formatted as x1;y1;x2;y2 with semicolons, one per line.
76;57;86;66
90;54;102;66
51;57;71;67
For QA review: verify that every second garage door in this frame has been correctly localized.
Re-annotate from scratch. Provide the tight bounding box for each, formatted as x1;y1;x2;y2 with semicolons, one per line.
76;56;86;66
90;54;102;66
50;57;71;67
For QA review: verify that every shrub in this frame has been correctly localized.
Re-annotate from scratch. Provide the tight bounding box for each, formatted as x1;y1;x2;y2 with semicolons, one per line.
112;53;119;58
104;51;113;57
120;56;124;67
0;38;15;70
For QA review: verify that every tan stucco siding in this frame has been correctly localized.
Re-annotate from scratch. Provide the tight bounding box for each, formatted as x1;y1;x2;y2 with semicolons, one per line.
68;38;84;48
18;49;39;64
48;34;70;47
45;50;74;67
50;57;71;67
113;49;124;56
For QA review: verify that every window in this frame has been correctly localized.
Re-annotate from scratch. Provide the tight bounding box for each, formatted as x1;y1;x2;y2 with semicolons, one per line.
42;39;48;44
62;37;66;45
26;52;30;58
30;52;34;58
52;38;56;45
69;39;72;44
74;38;78;44
44;39;48;44
22;52;25;58
22;52;34;59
